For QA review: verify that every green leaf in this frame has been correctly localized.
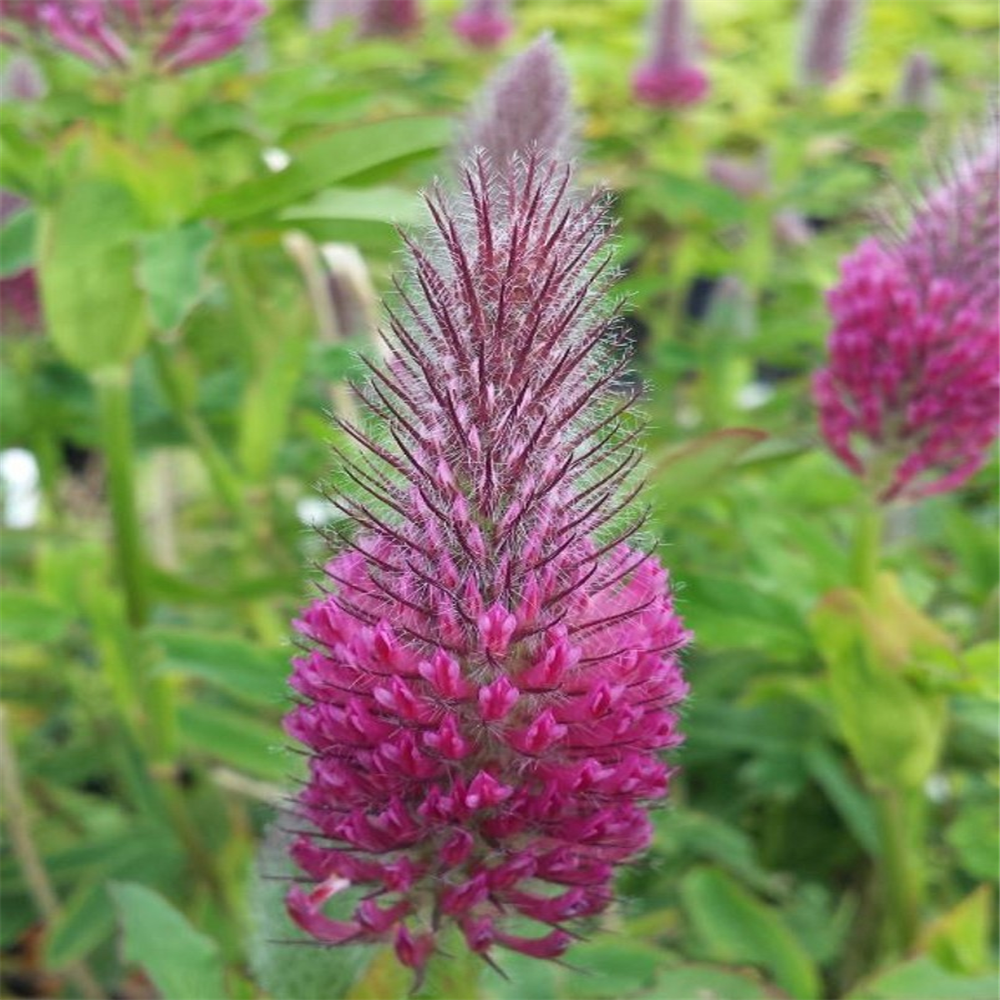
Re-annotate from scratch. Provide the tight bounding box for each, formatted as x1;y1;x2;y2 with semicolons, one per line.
946;797;1000;881
249;826;375;1000
150;627;288;706
652;965;771;999
38;179;148;372
110;882;227;1000
0;590;74;644
137;222;215;332
281;186;423;226
681;867;820;999
812;587;946;789
848;955;999;1000
177;702;289;781
202;116;451;223
648;429;768;510
0;206;35;277
920;887;992;975
44;879;114;970
804;743;880;856
560;939;667;998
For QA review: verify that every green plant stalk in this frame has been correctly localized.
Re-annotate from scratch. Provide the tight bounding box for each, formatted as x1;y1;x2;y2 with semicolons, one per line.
96;368;150;630
872;785;922;958
850;501;923;959
149;340;284;642
148;340;253;527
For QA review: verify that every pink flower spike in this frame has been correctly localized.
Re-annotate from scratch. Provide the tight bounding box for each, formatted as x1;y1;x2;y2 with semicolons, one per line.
631;0;710;108
797;0;862;89
3;0;265;74
284;128;690;973
453;0;512;49
813;123;999;501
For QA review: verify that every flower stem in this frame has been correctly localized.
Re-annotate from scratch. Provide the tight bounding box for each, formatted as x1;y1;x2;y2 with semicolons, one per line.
851;501;882;597
0;706;105;1000
95;368;150;630
872;785;921;958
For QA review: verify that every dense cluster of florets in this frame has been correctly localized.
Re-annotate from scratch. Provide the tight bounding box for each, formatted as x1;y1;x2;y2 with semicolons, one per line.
814;134;999;500
0;0;264;73
284;153;690;976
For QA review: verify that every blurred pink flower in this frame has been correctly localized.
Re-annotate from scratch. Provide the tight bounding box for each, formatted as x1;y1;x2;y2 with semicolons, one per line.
896;50;935;109
631;0;708;108
813;129;999;500
357;0;420;37
797;0;862;89
461;34;574;170
284;151;690;978
0;0;266;74
0;191;41;332
453;0;512;49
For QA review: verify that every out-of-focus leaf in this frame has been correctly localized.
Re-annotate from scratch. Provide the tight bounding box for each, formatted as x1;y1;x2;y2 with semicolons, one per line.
812;585;946;789
281;186;422;226
44;879;113;970
560;939;668;998
648;429;768;510
137;222;214;332
202;117;451;223
110;882;227;1000
681;867;820;1000
38;179;147;372
177;702;288;781
848;955;998;999
946;797;1000;881
150;627;288;706
803;743;879;856
919;886;992;975
652;965;772;999
0;206;35;277
249;826;375;1000
0;591;73;644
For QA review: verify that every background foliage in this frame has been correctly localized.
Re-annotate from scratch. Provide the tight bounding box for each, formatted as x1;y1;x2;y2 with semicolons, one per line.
1;1;997;998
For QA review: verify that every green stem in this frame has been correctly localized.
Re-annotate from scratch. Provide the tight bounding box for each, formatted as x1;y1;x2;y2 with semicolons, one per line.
872;786;921;958
851;502;883;597
148;340;253;527
95;368;149;629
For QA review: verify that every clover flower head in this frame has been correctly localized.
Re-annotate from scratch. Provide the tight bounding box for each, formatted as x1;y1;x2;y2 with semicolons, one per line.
284;149;690;979
453;0;512;49
631;0;709;108
797;0;863;89
814;126;1000;500
1;0;266;74
461;34;575;171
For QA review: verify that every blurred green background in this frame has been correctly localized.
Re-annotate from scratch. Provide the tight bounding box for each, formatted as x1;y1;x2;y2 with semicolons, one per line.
0;1;997;998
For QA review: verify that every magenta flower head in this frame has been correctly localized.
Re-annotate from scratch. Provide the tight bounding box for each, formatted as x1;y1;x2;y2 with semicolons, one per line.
284;148;690;978
813;127;1000;501
453;0;513;49
357;0;421;38
797;0;862;89
631;0;709;108
461;34;575;172
0;0;266;74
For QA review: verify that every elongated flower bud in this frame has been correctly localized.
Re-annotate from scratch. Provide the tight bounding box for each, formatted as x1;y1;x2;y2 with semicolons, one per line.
813;128;999;500
284;151;690;976
0;0;266;74
453;0;512;49
896;50;934;109
461;34;574;171
631;0;709;108
797;0;862;89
